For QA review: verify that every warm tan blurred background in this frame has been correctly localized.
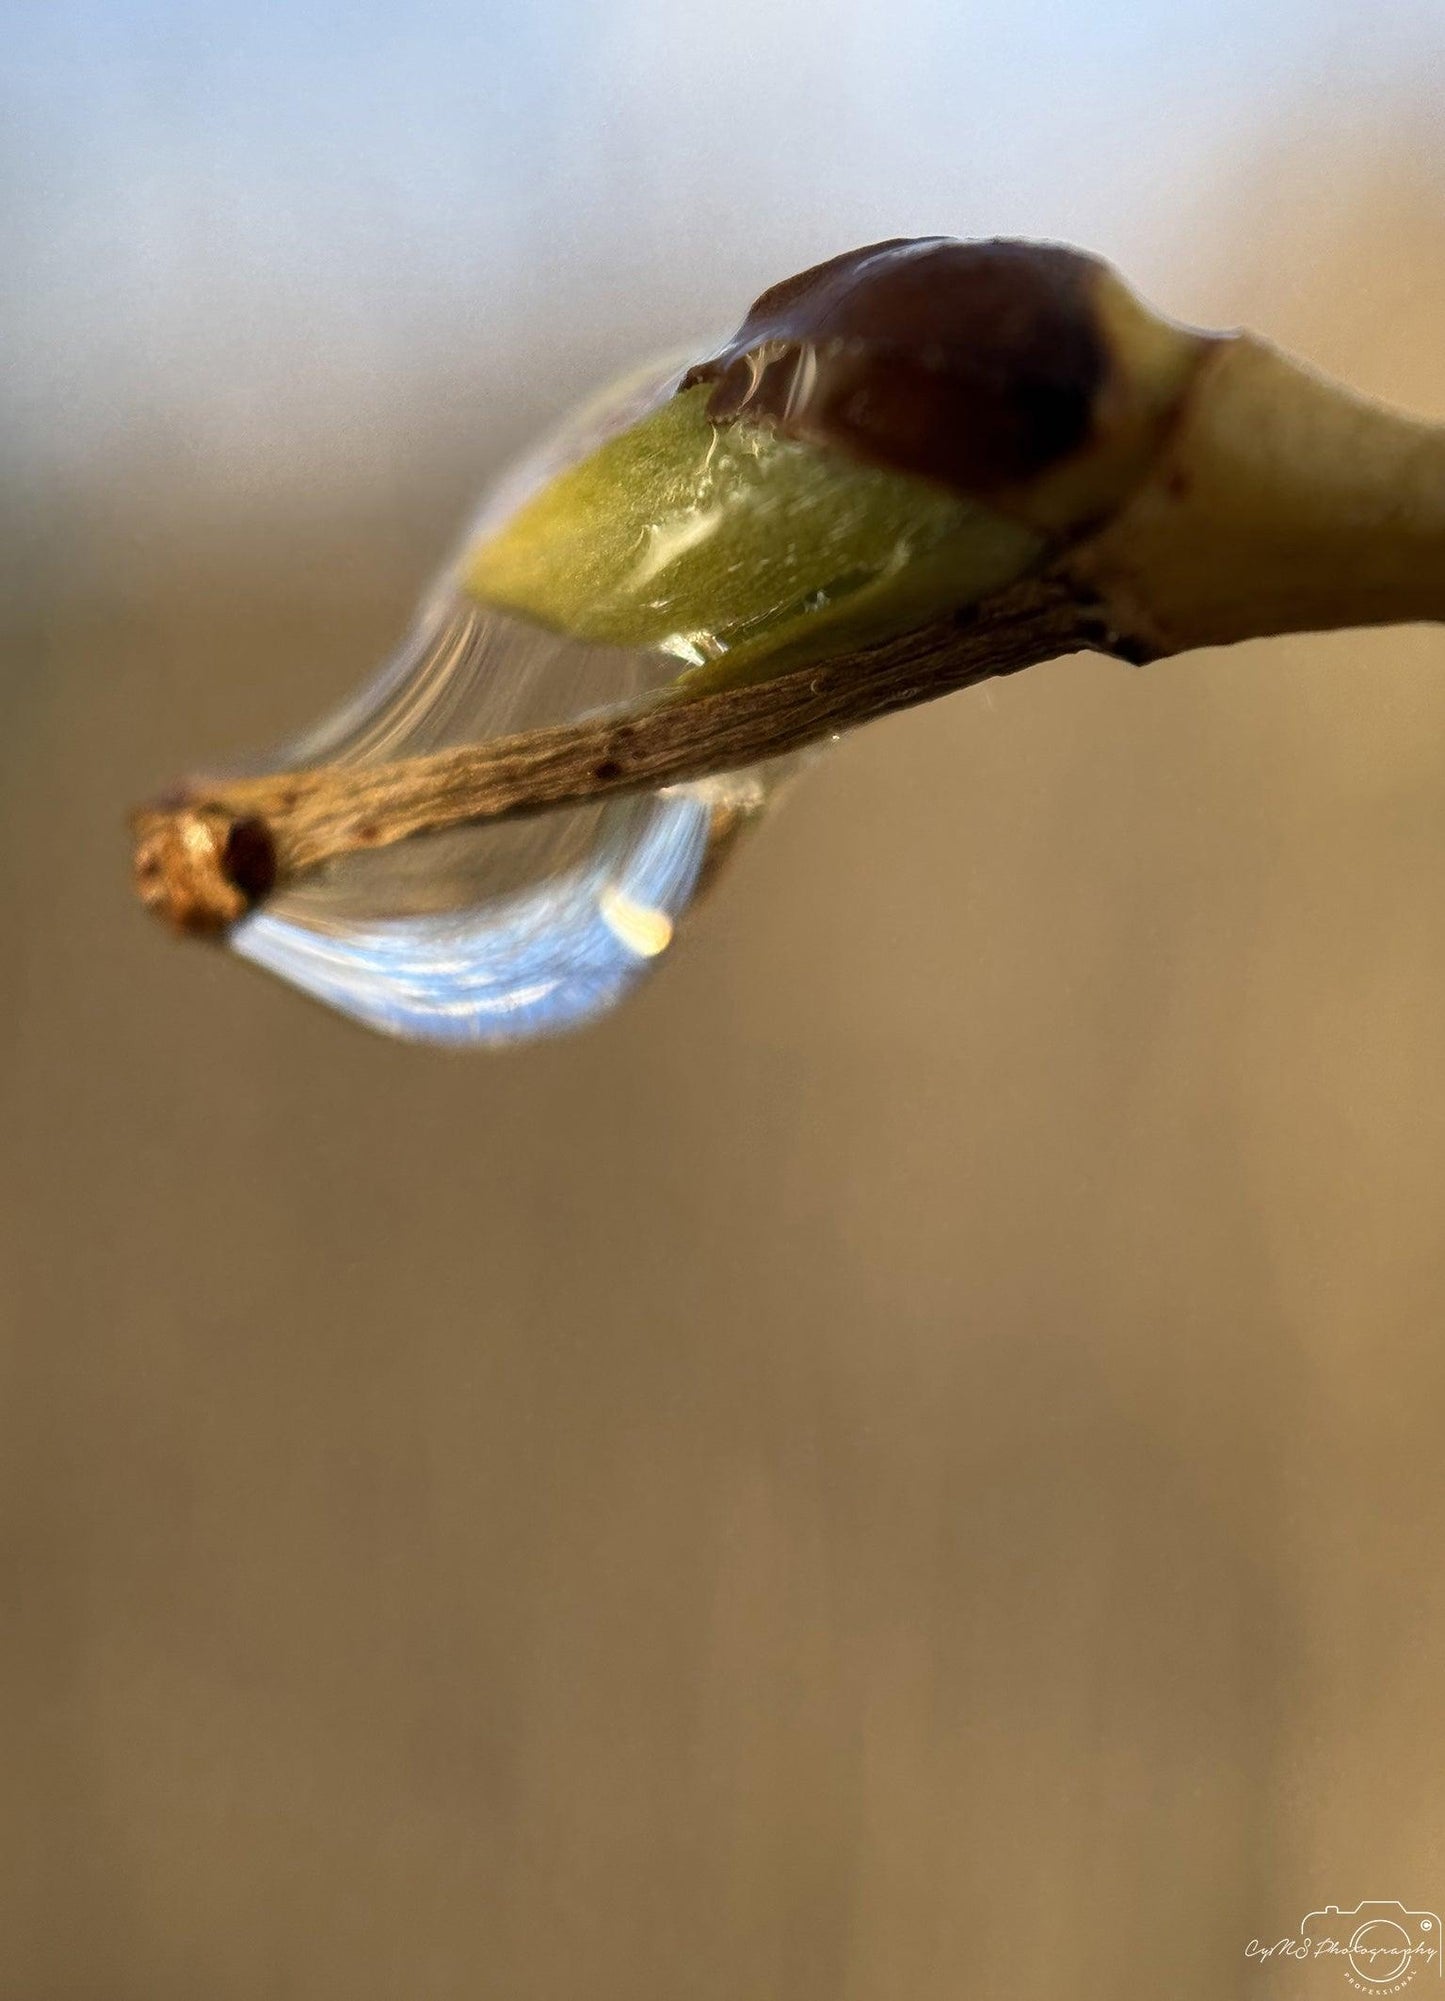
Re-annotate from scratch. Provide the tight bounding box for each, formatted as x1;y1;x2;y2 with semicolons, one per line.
4;5;1445;1996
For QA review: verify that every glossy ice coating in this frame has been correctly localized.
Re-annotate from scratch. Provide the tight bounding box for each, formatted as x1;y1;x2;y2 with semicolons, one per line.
464;383;1041;689
230;594;777;1043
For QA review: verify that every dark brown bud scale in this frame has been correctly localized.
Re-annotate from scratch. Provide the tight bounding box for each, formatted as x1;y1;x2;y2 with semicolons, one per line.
681;237;1110;501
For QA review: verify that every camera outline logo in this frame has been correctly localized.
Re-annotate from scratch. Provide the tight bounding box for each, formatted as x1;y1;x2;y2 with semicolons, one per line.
1301;1903;1442;1991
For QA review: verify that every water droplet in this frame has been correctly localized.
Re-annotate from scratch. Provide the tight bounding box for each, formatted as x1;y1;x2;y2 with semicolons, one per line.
216;332;1034;1045
232;592;785;1045
226;354;803;1045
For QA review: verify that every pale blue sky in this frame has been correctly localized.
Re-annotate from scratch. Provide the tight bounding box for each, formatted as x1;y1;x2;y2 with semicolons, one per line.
3;0;1443;486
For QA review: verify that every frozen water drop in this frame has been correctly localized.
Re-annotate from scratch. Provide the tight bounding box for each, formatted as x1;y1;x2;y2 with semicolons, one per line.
230;595;784;1045
219;355;792;1044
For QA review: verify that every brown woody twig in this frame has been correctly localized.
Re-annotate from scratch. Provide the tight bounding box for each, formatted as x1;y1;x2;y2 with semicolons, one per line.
131;573;1116;935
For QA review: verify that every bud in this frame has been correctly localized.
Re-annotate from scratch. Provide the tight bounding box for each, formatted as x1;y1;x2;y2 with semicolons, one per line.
464;238;1211;689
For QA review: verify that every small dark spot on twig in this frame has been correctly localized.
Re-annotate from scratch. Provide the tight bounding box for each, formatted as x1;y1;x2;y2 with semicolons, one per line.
222;817;278;902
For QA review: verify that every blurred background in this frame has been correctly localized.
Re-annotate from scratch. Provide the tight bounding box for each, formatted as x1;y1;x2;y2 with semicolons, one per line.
4;3;1445;1996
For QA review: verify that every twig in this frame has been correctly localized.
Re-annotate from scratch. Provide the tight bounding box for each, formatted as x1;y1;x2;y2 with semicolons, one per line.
131;574;1111;934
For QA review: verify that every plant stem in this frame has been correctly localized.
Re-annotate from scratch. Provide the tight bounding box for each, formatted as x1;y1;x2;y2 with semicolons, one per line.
131;576;1104;934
